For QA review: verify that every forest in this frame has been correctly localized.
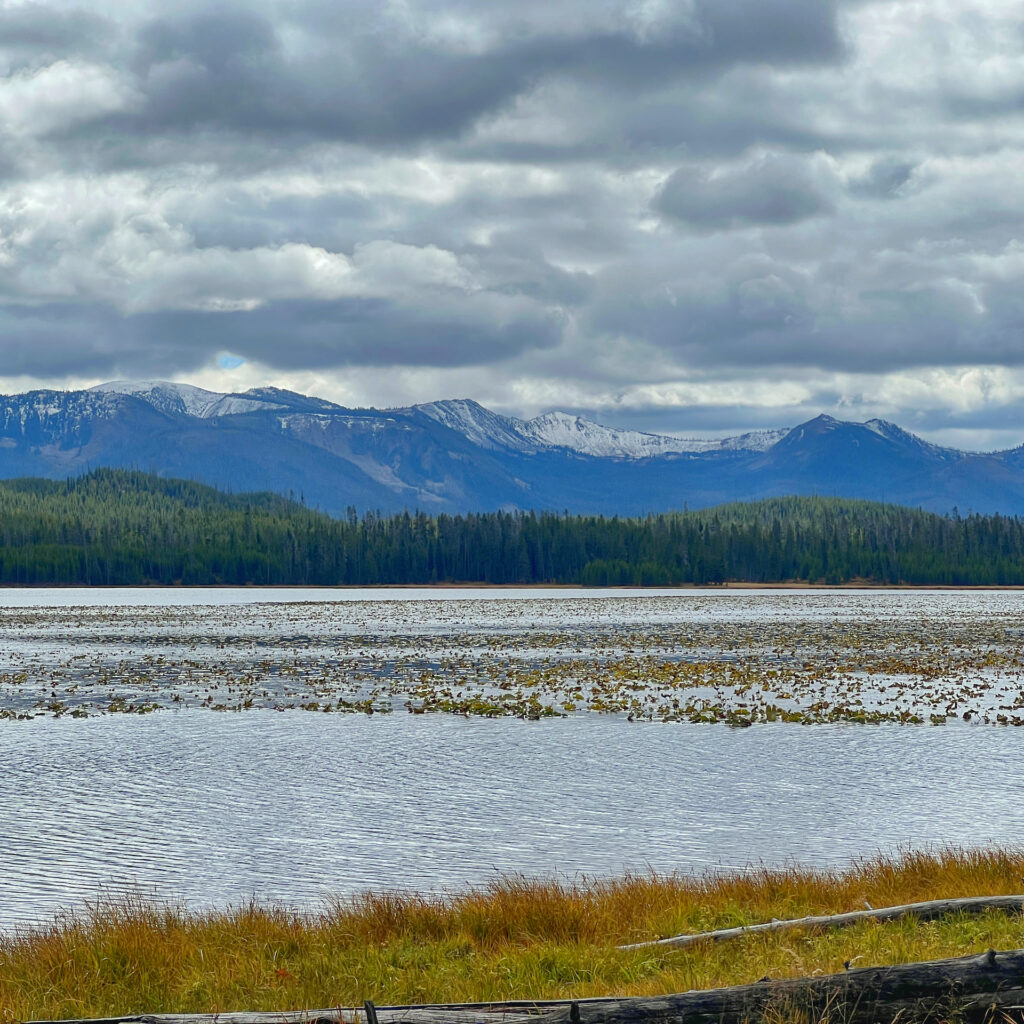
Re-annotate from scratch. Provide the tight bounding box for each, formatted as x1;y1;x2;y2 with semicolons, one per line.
0;468;1022;586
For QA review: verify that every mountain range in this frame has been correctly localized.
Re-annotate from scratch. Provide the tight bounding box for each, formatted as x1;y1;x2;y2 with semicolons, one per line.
1;380;1023;516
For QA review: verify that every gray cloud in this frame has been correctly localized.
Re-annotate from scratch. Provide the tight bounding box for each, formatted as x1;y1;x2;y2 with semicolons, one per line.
121;8;531;145
0;293;563;379
654;153;839;229
195;298;565;369
0;4;112;66
849;156;917;199
21;0;844;173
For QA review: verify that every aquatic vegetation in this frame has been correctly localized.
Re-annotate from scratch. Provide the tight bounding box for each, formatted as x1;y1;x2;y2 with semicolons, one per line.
3;847;1024;1018
3;592;1024;725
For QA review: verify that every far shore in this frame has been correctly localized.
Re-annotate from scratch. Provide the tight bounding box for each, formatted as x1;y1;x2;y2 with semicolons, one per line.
2;580;1024;591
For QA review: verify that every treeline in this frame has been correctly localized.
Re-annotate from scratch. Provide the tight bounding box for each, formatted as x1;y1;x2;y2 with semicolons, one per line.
0;469;1023;586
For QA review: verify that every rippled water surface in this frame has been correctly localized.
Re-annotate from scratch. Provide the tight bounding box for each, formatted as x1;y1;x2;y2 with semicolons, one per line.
2;587;1023;933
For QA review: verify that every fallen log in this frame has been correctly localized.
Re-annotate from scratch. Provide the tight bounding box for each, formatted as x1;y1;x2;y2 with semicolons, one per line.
25;1009;545;1024
27;997;617;1024
619;893;1024;950
548;948;1024;1024
28;948;1024;1024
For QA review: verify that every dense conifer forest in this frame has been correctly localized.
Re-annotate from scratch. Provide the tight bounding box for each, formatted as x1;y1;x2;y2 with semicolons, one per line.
0;469;1022;586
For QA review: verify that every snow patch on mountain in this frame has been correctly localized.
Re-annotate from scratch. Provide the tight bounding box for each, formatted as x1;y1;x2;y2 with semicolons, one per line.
414;399;539;451
521;411;686;457
0;388;125;435
522;412;787;457
694;428;791;453
90;381;284;418
864;418;962;458
416;399;787;458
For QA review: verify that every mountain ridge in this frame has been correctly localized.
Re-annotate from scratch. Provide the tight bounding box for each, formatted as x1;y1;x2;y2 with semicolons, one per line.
2;380;1023;517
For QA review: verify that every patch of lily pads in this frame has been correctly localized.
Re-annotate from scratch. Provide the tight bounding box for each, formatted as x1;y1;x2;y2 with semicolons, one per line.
2;594;1024;725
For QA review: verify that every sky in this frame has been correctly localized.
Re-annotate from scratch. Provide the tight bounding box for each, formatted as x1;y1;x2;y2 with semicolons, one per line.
1;0;1024;448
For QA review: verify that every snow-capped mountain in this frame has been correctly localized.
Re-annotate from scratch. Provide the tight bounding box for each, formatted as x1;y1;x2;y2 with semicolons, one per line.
88;386;791;459
520;410;787;457
863;417;963;458
2;381;1024;517
414;399;787;458
89;380;288;419
412;399;540;452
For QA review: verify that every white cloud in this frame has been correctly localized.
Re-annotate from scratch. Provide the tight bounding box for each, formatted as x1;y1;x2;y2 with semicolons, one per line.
0;61;137;135
350;240;474;292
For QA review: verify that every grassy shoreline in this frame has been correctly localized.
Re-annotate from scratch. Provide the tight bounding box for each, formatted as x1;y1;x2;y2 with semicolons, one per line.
4;849;1024;1021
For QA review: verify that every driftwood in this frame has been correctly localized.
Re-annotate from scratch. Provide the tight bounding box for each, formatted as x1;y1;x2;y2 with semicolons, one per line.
28;948;1024;1024
546;948;1024;1024
27;998;621;1024
619;893;1024;951
27;1012;545;1024
26;1009;546;1024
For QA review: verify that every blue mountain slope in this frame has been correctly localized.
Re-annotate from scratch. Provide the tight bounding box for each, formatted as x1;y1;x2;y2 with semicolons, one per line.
0;390;397;512
1;383;1023;516
743;415;1024;514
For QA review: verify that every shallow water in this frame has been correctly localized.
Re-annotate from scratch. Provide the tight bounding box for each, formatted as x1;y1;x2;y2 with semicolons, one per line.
3;710;1023;933
1;588;1022;933
2;587;1023;722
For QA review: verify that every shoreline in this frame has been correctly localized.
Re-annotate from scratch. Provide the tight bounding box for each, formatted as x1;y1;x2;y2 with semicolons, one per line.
4;848;1023;1019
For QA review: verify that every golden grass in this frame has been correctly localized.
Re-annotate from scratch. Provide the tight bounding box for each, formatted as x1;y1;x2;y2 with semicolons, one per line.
4;848;1024;1022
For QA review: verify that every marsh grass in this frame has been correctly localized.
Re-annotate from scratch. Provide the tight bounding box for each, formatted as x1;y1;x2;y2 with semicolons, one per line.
4;848;1024;1021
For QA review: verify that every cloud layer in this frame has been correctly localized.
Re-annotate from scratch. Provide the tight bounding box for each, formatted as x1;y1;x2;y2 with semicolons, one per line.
1;0;1024;446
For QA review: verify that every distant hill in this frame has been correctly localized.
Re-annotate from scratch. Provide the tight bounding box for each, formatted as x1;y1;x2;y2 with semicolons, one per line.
2;380;1024;516
1;470;1022;586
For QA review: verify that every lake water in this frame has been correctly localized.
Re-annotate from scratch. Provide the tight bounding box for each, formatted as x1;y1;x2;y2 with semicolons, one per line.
2;587;1023;933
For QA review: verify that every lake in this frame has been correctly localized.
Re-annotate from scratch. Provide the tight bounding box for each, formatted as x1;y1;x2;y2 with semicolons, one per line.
2;587;1023;933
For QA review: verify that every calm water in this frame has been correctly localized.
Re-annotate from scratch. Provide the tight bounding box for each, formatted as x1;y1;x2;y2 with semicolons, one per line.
1;588;1022;933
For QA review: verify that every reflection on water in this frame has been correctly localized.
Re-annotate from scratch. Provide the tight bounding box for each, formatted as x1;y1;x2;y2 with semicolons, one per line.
1;709;1022;933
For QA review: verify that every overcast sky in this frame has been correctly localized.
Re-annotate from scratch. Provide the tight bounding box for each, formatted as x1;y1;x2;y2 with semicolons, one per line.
1;0;1024;447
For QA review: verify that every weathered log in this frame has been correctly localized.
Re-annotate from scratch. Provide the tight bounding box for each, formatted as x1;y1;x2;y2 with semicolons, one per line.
547;948;1024;1024
619;893;1024;950
27;998;618;1024
25;1010;554;1024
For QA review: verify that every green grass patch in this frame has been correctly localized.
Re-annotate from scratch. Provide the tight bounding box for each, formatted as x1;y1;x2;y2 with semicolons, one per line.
3;848;1024;1020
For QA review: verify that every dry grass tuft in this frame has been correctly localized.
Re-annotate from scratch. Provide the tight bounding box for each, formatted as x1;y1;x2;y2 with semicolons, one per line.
4;847;1024;1021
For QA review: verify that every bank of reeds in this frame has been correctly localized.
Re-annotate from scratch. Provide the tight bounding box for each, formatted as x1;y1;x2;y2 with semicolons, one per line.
3;848;1024;1022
